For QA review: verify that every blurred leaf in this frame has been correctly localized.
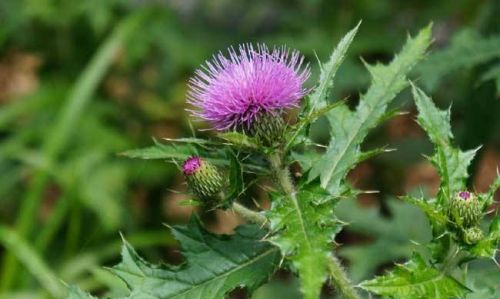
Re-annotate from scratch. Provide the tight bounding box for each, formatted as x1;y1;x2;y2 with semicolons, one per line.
67;286;97;299
417;29;500;91
308;25;432;194
466;260;500;299
359;254;470;299
217;132;259;150
0;225;65;298
337;199;431;281
480;63;500;93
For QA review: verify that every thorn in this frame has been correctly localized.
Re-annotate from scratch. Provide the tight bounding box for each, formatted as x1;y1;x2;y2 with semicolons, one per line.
409;240;421;246
492;255;500;268
363;190;380;194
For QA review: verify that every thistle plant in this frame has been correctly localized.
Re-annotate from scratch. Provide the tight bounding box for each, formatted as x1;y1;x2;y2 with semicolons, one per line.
69;23;500;299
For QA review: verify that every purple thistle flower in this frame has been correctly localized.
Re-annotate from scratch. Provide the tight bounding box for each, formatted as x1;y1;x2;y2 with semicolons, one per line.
187;44;310;131
458;191;471;200
182;156;202;176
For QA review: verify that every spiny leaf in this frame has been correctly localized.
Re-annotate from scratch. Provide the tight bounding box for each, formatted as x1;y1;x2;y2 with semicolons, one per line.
286;22;360;149
359;254;470;299
120;140;267;173
309;25;432;193
412;84;478;202
337;199;431;281
111;218;280;299
267;184;342;299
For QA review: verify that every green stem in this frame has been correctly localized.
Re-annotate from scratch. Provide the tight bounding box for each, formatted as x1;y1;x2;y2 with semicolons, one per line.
232;202;268;227
327;255;360;299
268;150;360;299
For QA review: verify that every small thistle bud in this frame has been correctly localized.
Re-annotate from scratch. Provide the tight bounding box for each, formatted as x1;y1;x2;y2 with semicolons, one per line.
462;227;484;245
448;191;482;228
248;112;286;146
182;156;224;201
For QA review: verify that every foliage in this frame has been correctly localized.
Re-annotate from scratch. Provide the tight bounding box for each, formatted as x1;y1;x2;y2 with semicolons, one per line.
0;1;499;299
359;254;470;299
359;85;500;299
308;25;432;194
336;199;431;281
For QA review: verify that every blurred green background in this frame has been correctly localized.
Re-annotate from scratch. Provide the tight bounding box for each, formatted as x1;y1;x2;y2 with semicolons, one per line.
0;0;499;298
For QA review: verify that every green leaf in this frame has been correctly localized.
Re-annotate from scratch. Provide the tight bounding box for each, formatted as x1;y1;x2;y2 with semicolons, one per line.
416;29;500;91
309;25;432;193
337;199;431;281
467;260;500;299
489;216;500;241
359;254;470;299
401;196;448;231
120;140;267;173
217;131;259;150
480;63;500;93
0;225;65;298
412;84;478;201
267;184;342;299
286;22;360;149
66;286;97;299
111;219;280;299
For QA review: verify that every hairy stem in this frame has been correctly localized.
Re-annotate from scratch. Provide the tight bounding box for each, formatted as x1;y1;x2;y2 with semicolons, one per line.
232;202;268;227
268;150;360;299
327;255;359;299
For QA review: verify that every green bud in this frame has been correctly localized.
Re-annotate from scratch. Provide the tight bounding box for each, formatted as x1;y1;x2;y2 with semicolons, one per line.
249;112;286;147
447;191;482;228
462;226;484;245
182;156;224;202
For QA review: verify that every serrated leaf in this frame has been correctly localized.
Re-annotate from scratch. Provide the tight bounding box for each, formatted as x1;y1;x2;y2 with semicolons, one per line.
412;85;478;201
337;199;431;281
309;25;432;193
111;219;280;299
120;140;267;173
267;184;342;299
286;22;360;149
359;254;470;299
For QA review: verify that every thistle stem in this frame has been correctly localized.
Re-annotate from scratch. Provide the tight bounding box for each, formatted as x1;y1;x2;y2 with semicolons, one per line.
327;255;360;299
232;202;268;227
268;150;360;299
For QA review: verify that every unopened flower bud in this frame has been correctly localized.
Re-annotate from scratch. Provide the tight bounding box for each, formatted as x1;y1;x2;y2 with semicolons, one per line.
447;191;482;228
182;156;224;201
462;227;484;245
248;112;286;147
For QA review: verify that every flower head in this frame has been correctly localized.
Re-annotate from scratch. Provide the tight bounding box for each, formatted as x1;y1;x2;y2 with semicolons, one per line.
448;191;481;228
182;156;224;201
182;156;202;176
187;44;310;131
458;191;471;200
